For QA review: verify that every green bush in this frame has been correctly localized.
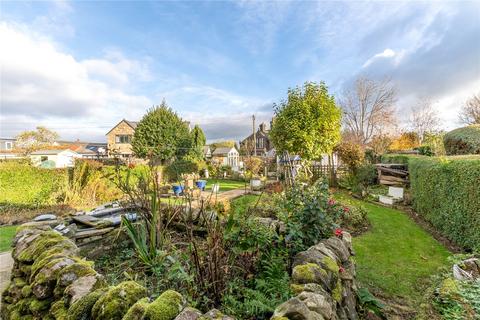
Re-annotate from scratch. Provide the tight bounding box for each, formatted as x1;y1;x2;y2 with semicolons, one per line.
409;156;480;251
0;162;67;205
164;159;203;182
380;154;419;165
444;125;480;155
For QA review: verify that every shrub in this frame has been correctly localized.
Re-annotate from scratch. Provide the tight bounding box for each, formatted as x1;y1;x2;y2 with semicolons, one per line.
0;162;67;206
381;154;419;165
164;159;203;182
443;125;480;155
335;141;364;172
409;156;480;251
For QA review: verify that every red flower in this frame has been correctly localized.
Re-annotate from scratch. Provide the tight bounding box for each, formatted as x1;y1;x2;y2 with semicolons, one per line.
334;228;343;237
344;206;350;213
128;163;136;169
328;199;336;206
339;266;345;273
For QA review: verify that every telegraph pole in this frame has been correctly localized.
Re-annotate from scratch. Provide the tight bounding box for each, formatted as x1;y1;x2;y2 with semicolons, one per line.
252;115;256;156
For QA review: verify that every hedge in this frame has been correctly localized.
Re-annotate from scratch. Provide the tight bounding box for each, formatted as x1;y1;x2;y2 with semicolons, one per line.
408;156;480;251
443;125;480;155
380;154;422;165
0;162;68;206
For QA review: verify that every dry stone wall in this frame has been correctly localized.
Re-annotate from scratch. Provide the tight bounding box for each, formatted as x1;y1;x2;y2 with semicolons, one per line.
1;225;358;320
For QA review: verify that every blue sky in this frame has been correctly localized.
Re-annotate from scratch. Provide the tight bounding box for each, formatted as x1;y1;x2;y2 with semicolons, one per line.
1;0;479;142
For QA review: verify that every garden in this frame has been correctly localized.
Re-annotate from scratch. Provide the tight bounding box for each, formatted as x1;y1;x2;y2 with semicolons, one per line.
1;83;480;320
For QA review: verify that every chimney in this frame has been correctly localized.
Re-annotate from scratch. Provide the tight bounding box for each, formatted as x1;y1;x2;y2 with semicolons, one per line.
259;122;267;132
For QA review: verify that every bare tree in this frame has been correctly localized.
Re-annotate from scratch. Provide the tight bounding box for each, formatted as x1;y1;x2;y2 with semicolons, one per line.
409;98;441;143
15;126;59;153
340;76;397;145
459;93;480;125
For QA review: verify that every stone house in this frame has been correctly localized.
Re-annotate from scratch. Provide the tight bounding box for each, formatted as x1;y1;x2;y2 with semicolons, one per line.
106;119;138;157
211;146;240;170
240;122;274;157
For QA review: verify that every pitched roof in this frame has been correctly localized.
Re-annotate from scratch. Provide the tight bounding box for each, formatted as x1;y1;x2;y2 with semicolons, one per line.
106;119;138;135
212;147;237;155
30;149;78;155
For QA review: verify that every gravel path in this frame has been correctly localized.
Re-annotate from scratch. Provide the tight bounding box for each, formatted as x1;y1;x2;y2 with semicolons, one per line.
0;251;14;308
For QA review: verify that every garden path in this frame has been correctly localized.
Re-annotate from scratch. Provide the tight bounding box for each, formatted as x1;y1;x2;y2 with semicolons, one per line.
0;251;13;308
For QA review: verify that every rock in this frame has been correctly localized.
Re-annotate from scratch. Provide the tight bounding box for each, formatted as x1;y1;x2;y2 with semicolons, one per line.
310;243;340;264
122;297;150;320
341;281;358;320
68;288;107;320
175;307;202;320
453;258;480;280
297;291;335;319
33;214;57;222
143;290;186;320
340;232;354;255
290;283;329;296
293;249;330;268
50;300;69;319
91;281;147;320
322;238;350;263
272;297;314;320
65;274;106;306
200;308;234;320
292;263;328;285
31;257;76;299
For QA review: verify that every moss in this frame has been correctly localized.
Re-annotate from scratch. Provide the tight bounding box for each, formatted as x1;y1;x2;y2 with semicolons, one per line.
21;285;33;298
12;277;27;288
29;298;52;313
50;300;68;319
54;259;97;297
439;278;459;298
31;257;75;293
290;284;305;295
321;256;339;274
18;231;69;262
292;263;327;284
30;242;78;281
19;263;32;277
143;290;185;320
271;317;289;320
67;288;107;320
122;297;150;320
332;279;342;302
91;281;147;320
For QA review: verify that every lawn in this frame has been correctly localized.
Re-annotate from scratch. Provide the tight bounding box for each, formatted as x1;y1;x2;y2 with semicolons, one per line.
230;194;260;214
335;192;451;302
204;179;248;192
0;225;17;252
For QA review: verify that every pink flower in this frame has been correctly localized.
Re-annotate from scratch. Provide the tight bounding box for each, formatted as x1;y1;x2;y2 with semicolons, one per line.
328;199;336;206
334;228;343;237
339;266;345;273
344;206;350;213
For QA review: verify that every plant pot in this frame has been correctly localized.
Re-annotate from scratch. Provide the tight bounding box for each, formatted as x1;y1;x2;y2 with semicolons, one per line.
172;185;184;196
196;180;207;190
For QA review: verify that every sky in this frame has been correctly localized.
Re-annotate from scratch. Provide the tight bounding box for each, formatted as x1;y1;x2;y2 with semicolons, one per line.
1;0;479;143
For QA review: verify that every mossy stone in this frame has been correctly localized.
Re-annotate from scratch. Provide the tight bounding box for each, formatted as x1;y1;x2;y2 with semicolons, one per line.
91;281;147;320
67;288;107;320
21;285;32;298
29;297;52;313
143;290;185;320
50;300;69;319
18;232;69;262
321;256;339;274
439;278;459;298
122;297;150;320
331;279;342;302
292;263;327;284
271;317;289;320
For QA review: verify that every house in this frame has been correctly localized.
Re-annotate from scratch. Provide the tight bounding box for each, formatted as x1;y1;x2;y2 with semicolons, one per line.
240;121;274;157
211;146;240;170
203;146;212;159
106;119;138;157
56;140;108;158
30;149;80;168
0;138;15;151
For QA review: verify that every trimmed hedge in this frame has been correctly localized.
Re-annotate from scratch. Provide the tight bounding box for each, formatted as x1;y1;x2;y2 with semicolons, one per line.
380;154;422;165
0;162;67;205
409;156;480;251
443;125;480;155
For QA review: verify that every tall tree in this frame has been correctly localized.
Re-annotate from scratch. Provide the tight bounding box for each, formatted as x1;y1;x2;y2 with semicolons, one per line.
132;100;191;161
409;98;441;143
188;124;206;160
340;76;397;144
270;81;342;160
459;93;480;125
15;126;59;153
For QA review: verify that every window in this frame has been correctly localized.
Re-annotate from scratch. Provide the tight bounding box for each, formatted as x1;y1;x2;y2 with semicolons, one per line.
115;135;132;143
40;156;48;162
5;141;12;150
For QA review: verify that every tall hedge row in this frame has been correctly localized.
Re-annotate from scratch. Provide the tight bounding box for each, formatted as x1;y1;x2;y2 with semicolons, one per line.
408;156;480;251
443;125;480;155
0;162;68;206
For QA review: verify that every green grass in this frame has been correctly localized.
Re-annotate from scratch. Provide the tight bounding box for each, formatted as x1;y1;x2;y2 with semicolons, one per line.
335;192;451;302
205;179;248;192
0;225;17;252
230;194;260;215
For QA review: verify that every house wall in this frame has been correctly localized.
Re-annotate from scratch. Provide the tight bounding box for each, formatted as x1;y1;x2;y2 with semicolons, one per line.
30;152;79;168
0;139;15;151
107;121;135;156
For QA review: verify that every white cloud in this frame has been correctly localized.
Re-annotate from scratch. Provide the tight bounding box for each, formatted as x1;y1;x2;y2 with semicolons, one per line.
362;48;399;68
0;22;152;140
